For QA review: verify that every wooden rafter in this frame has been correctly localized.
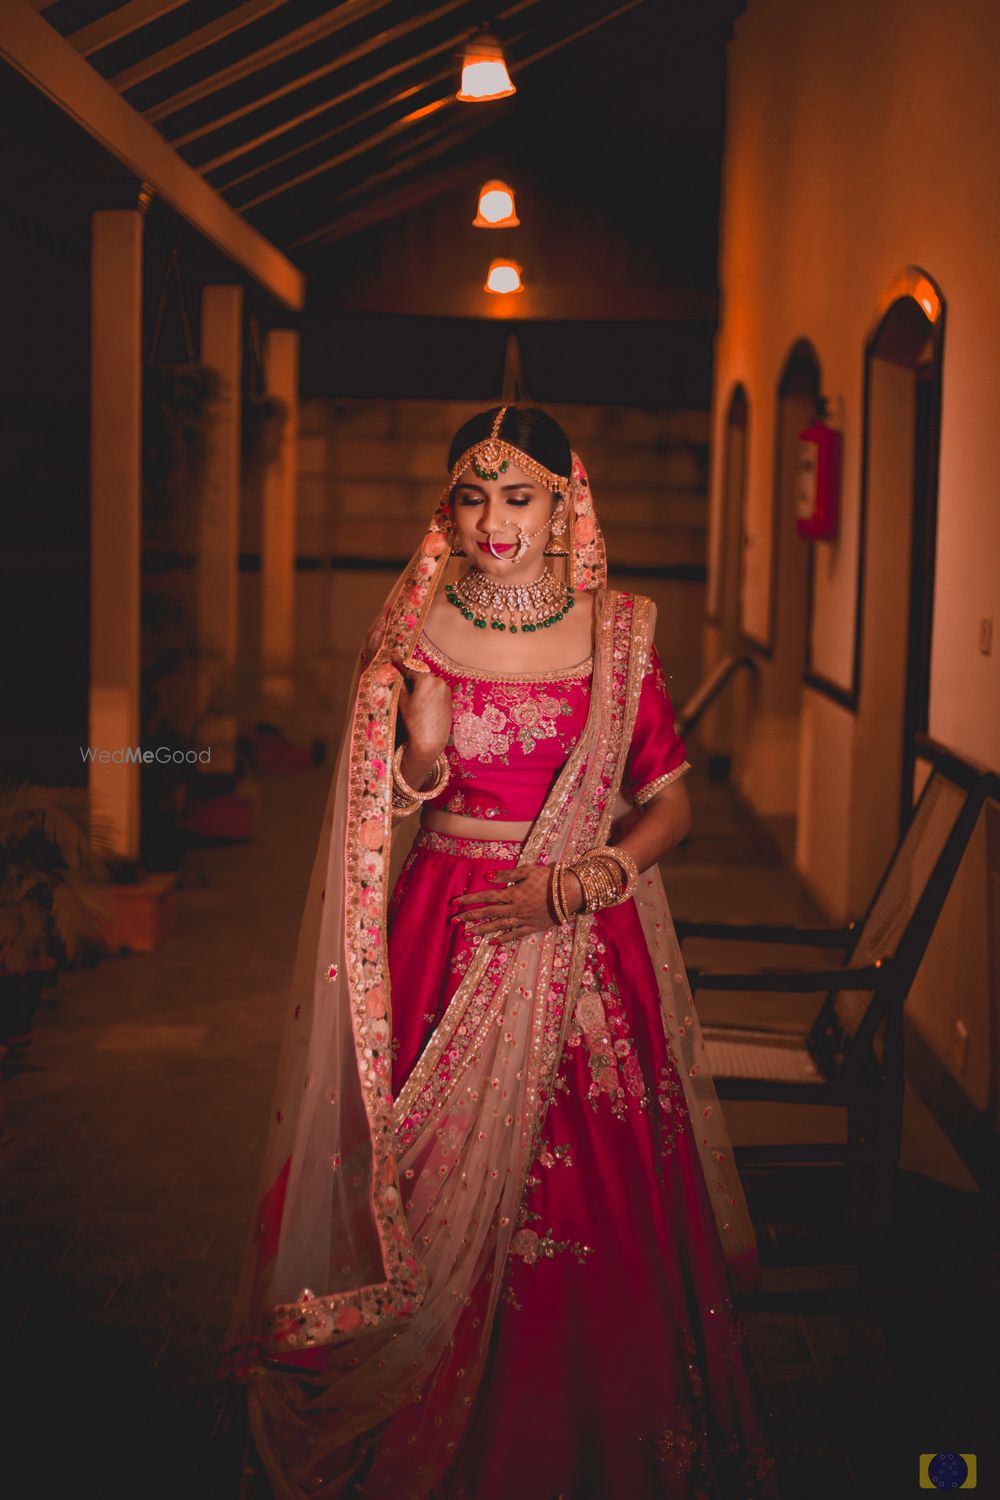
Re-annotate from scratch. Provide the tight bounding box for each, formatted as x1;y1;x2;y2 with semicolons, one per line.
201;0;540;185
200;24;485;176
165;0;471;147
218;68;451;193
244;0;650;223
109;0;295;91
0;0;303;307
239;96;453;212
289;115;497;248
144;0;412;125
295;159;480;251
68;0;190;58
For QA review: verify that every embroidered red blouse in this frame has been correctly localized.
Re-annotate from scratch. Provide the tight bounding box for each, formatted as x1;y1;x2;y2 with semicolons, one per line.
412;629;690;823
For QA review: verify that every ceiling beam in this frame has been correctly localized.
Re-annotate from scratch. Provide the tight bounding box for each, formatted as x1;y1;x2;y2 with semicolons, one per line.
313;279;718;322
239;95;453;212
0;0;303;308
200;32;460;178
289;115;495;248
217;67;450;193
144;0;414;125
246;0;649;221
109;0;294;90
69;0;190;58
165;0;473;146
203;0;542;189
295;159;478;249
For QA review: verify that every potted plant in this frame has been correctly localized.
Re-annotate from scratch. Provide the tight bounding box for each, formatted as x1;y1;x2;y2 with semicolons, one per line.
0;781;111;1050
242;392;287;480
143;362;220;554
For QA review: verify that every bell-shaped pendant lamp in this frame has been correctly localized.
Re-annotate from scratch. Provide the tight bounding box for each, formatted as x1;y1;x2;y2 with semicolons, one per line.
473;179;520;228
484;259;524;295
457;29;516;102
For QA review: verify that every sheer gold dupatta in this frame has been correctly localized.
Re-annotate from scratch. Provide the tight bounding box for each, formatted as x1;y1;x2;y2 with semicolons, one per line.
243;607;653;1499
222;452;758;1496
220;455;606;1386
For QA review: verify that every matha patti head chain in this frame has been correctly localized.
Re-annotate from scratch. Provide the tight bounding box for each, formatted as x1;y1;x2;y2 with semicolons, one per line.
445;404;572;564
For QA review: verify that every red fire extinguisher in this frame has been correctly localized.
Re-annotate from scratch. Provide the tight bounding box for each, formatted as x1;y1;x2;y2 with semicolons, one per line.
795;396;841;541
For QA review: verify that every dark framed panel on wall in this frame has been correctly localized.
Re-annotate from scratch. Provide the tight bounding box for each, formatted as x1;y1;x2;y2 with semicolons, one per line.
804;266;944;826
733;373;772;657
707;382;748;631
767;338;822;675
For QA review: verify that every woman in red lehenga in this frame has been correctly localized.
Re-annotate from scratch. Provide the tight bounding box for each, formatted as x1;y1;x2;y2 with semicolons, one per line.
222;406;781;1498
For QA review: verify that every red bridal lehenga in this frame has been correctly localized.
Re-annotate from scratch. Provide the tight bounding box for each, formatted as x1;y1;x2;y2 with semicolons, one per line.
222;449;781;1500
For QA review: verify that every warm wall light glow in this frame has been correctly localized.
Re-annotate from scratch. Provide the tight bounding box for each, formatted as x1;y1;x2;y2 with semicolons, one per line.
484;259;524;294
457;31;516;101
473;180;519;228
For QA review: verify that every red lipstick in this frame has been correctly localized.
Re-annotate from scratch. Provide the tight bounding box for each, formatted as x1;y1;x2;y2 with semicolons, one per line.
477;540;514;553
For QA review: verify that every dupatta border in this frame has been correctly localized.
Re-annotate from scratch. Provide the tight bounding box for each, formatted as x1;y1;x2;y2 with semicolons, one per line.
256;589;643;1362
227;457;652;1372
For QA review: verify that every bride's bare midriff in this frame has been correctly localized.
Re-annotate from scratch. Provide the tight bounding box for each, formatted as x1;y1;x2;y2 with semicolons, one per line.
422;808;533;840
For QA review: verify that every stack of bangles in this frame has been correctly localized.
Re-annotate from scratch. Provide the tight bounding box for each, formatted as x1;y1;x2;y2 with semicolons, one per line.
391;742;449;816
549;844;640;921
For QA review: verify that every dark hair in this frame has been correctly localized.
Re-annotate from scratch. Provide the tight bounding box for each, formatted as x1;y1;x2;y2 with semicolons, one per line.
447;405;572;486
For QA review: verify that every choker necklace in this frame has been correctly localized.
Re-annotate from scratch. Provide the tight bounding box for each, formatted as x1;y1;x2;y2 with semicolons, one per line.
445;567;575;634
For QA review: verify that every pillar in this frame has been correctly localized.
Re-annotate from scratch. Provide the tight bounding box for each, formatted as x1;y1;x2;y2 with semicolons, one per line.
260;327;299;718
197;283;243;772
88;203;145;858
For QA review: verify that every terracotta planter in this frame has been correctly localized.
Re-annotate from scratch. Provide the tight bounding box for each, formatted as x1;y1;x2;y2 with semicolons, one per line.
89;872;178;954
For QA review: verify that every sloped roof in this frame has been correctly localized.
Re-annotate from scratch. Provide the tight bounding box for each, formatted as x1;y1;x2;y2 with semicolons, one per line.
32;0;744;272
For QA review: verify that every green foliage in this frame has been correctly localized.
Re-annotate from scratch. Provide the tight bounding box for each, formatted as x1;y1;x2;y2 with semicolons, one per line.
0;782;113;973
242;392;287;472
143;362;221;548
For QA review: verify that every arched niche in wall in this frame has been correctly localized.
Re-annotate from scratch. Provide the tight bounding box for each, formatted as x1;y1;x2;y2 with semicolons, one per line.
853;267;945;899
707;382;748;633
770;340;821;707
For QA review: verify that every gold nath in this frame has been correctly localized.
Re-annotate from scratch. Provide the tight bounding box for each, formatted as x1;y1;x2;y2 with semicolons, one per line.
447;405;571;493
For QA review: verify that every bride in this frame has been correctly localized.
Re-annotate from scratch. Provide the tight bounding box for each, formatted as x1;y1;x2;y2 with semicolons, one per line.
222;405;780;1498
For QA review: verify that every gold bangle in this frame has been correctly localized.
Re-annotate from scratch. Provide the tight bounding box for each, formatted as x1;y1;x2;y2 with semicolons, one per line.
568;845;638;913
392;743;449;803
559;863;580;917
594;845;639;904
549;863;567;925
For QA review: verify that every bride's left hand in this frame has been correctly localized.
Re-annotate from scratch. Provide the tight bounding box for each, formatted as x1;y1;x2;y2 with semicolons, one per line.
449;865;556;943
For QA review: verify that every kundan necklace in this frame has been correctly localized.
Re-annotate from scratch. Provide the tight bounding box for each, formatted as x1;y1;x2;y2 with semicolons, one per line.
445;567;575;634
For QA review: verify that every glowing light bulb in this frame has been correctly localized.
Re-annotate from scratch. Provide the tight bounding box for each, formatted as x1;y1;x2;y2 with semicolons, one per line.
484;259;524;295
473;180;519;228
457;31;516;102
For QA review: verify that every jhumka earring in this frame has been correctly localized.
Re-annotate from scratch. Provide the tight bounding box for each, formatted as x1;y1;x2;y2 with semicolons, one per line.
449;529;467;558
543;503;569;557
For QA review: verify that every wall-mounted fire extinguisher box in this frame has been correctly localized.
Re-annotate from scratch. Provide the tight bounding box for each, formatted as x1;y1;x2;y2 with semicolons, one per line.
795;396;841;540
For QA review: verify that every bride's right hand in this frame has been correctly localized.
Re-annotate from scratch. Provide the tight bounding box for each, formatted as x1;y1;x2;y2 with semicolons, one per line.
391;651;452;758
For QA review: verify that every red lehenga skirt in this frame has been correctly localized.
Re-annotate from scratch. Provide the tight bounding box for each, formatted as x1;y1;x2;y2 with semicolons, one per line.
376;827;781;1500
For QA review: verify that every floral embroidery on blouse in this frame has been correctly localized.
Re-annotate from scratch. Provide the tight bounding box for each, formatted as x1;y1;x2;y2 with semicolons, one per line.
449;677;581;764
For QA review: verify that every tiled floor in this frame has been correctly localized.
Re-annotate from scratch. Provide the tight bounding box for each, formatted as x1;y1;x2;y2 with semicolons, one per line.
1;755;996;1498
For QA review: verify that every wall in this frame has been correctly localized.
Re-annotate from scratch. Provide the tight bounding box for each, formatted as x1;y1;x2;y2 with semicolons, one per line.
706;0;1000;1187
238;399;709;747
708;0;1000;908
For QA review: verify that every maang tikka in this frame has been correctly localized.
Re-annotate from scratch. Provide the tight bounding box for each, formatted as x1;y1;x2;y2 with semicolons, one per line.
445;406;573;561
446;405;571;495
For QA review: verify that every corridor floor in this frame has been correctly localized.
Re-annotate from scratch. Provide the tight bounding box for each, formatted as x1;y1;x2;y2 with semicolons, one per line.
1;759;997;1498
